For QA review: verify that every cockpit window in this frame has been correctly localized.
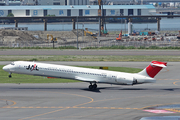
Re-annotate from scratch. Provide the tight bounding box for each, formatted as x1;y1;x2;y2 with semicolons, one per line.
11;62;15;65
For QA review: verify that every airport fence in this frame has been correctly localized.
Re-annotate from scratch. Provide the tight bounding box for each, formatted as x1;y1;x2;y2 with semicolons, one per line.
1;39;180;49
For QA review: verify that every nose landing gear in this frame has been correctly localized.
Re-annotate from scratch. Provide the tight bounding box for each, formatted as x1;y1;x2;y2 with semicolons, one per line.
89;82;97;91
8;73;12;78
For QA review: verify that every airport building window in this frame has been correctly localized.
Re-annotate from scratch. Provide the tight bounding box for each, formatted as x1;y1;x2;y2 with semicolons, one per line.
103;9;106;16
26;10;30;16
85;10;90;15
79;9;83;16
59;10;64;15
138;9;141;15
128;9;133;16
44;10;47;16
8;10;12;15
85;0;87;5
67;9;71;16
110;10;115;15
120;9;124;16
53;2;60;5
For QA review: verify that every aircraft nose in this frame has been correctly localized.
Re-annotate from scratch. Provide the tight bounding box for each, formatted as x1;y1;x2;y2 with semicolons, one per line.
3;66;9;72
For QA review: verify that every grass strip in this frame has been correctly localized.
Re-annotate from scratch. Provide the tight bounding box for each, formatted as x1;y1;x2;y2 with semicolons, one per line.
0;55;180;62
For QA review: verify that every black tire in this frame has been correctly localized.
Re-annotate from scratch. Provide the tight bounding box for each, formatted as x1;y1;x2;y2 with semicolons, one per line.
9;75;12;78
89;85;93;90
93;84;97;90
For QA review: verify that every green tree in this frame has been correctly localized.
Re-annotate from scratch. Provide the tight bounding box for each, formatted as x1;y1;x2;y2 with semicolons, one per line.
7;13;14;17
154;3;158;7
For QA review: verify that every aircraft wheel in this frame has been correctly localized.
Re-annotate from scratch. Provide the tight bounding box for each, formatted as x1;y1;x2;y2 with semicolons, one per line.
89;84;97;91
93;84;97;90
9;75;12;78
89;85;93;90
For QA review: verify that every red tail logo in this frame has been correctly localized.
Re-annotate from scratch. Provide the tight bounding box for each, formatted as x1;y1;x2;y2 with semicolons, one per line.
146;61;167;78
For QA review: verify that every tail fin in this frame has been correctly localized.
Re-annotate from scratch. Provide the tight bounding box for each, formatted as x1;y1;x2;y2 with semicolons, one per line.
138;61;167;78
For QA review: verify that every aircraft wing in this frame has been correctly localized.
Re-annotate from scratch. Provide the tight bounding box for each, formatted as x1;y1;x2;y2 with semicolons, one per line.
75;76;99;83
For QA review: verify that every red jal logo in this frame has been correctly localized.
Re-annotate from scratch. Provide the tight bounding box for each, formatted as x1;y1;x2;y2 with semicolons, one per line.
26;64;39;71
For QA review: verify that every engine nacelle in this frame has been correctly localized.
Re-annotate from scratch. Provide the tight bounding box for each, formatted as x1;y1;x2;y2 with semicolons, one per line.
116;75;135;85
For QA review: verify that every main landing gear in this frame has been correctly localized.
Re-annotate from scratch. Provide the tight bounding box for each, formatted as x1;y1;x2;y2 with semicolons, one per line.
89;82;97;91
8;73;12;78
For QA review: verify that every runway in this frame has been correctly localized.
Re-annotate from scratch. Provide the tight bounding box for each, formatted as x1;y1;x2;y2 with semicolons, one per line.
0;62;180;120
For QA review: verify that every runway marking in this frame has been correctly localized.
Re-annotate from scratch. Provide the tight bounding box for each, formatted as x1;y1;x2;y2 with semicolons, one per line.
160;68;169;74
173;81;180;86
60;92;94;107
141;102;180;113
141;102;180;110
7;91;180;119
156;79;180;86
4;106;139;110
0;99;16;108
158;79;180;80
18;108;69;120
165;109;180;113
19;92;94;120
5;106;179;113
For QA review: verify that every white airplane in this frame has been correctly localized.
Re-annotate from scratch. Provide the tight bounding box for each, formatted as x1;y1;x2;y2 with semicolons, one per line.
3;61;167;90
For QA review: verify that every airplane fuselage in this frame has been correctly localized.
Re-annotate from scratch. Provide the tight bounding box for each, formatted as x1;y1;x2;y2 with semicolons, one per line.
3;61;156;86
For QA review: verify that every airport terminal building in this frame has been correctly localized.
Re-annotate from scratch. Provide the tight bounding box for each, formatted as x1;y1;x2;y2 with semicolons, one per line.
0;5;156;17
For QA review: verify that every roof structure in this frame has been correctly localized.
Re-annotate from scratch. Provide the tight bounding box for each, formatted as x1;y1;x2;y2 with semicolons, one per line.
0;5;155;10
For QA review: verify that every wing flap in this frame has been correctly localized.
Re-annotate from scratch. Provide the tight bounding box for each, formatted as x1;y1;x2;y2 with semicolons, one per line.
75;76;98;82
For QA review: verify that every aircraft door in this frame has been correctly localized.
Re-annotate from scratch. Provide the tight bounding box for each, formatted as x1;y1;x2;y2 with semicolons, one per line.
108;74;117;83
18;64;21;69
108;74;112;81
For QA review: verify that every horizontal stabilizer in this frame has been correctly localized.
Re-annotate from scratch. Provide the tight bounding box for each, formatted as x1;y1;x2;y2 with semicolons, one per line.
151;61;167;68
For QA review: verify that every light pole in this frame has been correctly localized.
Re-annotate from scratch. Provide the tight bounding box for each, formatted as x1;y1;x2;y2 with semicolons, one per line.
125;19;127;36
120;13;123;33
76;16;79;49
82;23;84;42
